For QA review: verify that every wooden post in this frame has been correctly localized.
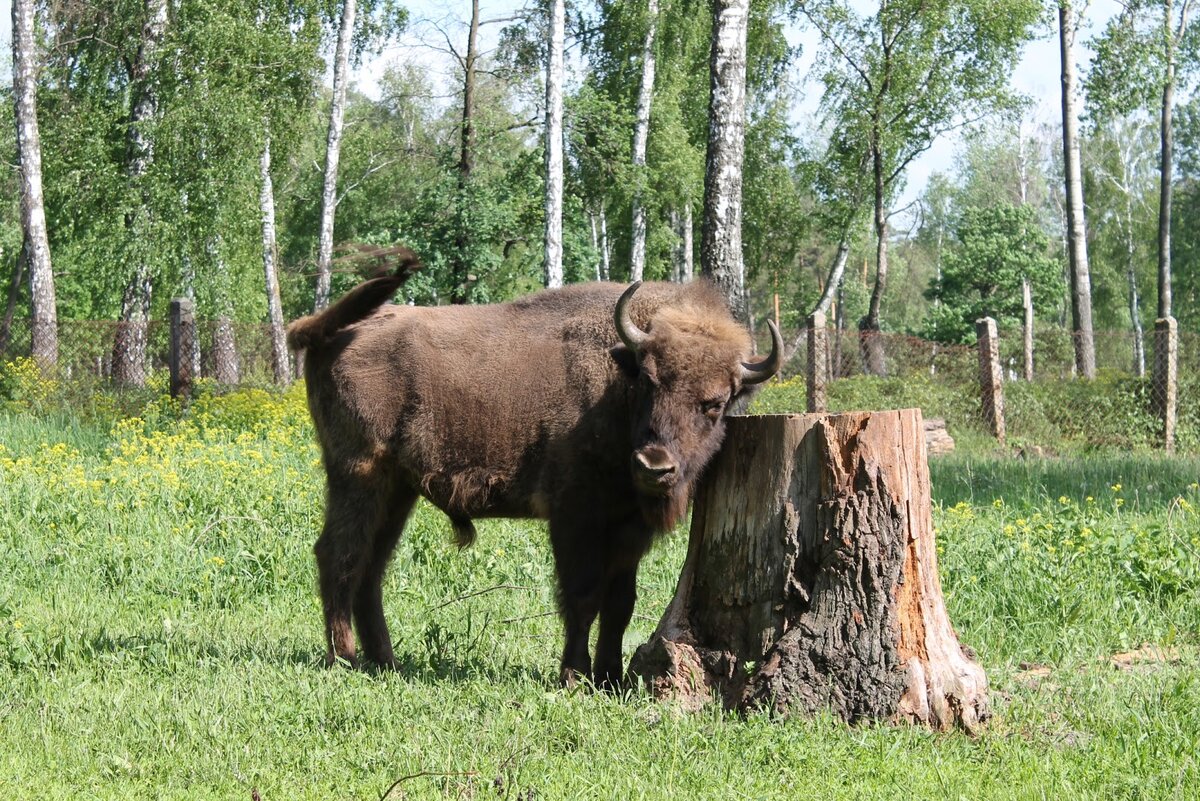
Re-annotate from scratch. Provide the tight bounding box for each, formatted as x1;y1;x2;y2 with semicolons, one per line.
169;298;195;399
1154;317;1178;454
806;311;827;412
976;317;1005;444
630;410;988;731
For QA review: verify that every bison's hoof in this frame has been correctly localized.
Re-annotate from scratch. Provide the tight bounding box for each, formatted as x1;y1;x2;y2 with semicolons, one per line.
324;651;360;670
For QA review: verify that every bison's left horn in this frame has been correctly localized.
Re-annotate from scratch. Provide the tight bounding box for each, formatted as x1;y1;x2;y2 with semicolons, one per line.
614;281;649;352
739;320;784;385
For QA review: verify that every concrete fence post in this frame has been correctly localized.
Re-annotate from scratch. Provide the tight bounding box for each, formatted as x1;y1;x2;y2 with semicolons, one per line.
169;298;196;399
807;311;827;413
1154;317;1178;454
976;317;1005;444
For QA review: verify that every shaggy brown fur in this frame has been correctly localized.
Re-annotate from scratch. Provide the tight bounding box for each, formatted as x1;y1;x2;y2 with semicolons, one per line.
290;265;778;688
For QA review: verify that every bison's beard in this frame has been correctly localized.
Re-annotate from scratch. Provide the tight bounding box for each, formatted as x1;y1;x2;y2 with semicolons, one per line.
637;485;691;532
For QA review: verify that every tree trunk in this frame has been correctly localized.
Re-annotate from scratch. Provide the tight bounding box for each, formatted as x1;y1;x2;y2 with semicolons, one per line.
314;0;357;312
1058;2;1096;379
0;245;26;359
1123;191;1145;378
630;0;659;282
600;202;611;281
260;135;291;384
451;0;480;304
1022;276;1034;381
630;410;988;731
590;212;601;281
669;205;695;282
12;0;58;370
812;235;850;316
1155;0;1189;319
543;0;565;289
207;236;240;385
112;0;168;387
701;0;749;321
212;316;240;385
681;202;693;281
860;137;888;376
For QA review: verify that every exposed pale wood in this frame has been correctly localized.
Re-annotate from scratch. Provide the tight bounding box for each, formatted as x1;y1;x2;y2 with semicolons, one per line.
631;410;987;731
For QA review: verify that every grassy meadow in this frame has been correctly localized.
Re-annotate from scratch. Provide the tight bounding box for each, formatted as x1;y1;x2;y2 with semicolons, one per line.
1;364;1198;799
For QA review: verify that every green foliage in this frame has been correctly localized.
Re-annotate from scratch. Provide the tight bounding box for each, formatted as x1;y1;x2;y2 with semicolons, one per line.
923;203;1062;343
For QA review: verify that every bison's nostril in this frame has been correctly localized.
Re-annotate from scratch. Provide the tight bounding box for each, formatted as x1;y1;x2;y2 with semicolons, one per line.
635;451;678;478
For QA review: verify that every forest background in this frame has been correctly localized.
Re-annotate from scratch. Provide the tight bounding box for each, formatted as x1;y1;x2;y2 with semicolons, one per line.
2;0;1199;386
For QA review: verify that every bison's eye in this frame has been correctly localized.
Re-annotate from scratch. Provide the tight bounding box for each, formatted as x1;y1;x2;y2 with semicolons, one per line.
701;398;727;420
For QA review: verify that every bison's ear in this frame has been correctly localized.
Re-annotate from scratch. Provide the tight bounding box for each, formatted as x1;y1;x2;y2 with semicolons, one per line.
609;345;640;379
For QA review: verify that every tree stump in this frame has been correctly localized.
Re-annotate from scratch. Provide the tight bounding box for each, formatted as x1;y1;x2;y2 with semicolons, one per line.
630;409;988;732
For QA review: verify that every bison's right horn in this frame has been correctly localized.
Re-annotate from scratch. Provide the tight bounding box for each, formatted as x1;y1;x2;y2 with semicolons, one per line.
614;282;649;352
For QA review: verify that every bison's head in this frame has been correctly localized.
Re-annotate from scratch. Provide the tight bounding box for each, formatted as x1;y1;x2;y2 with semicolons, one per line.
612;282;782;531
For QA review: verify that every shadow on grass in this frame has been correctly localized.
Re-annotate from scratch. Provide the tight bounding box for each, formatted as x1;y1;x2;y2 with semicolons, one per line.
35;627;554;688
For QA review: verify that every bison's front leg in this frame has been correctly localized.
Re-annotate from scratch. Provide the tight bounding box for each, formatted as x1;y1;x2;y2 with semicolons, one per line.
549;519;603;688
593;565;637;690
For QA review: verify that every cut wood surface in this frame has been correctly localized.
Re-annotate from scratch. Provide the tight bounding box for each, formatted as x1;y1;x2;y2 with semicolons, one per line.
631;409;988;732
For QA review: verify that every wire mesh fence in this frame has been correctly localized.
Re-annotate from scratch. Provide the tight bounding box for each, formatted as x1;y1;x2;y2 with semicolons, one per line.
1;315;1193;453
0;318;291;386
759;320;1193;454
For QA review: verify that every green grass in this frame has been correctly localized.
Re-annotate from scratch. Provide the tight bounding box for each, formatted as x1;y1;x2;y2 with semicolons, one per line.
1;387;1199;799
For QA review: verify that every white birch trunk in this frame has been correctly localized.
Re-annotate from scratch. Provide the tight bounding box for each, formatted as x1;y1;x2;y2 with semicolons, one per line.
681;202;693;281
701;0;749;321
11;0;58;370
630;0;659;282
112;0;168;386
314;0;357;311
1058;2;1096;379
260;136;290;383
600;203;611;281
812;236;850;316
543;0;565;289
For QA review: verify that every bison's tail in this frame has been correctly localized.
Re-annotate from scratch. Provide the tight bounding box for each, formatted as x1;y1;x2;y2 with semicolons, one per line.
286;249;422;351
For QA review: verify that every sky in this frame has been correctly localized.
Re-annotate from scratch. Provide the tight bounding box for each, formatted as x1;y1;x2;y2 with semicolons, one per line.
1;0;1125;206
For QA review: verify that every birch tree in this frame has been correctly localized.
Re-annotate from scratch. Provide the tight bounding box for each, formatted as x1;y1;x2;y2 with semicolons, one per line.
112;0;169;386
11;0;58;370
629;0;659;282
259;136;290;383
1059;0;1097;378
544;0;565;288
313;0;357;312
702;0;751;321
1089;0;1194;319
800;0;1040;374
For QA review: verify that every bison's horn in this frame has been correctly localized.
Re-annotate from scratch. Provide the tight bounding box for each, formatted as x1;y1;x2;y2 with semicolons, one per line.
614;281;649;352
740;320;784;385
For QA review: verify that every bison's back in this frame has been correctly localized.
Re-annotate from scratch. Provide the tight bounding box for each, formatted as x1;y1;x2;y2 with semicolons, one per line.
307;280;730;518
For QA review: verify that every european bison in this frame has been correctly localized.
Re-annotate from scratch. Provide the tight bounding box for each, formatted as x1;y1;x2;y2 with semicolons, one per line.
288;252;782;687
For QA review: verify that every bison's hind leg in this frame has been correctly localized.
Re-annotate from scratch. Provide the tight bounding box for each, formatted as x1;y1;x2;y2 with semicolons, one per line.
315;475;412;670
353;486;419;669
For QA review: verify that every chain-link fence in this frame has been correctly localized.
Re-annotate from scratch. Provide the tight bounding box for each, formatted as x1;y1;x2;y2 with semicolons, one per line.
757;319;1195;454
0;317;291;386
2;314;1194;453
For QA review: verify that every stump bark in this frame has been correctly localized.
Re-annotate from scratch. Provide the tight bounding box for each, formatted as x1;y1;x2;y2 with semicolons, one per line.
630;409;987;732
